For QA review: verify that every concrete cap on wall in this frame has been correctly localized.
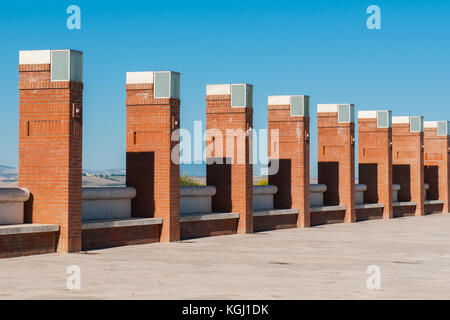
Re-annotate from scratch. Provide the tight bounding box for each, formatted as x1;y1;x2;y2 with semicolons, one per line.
206;84;232;95
206;84;253;108
19;50;51;64
253;185;278;195
358;110;392;128
268;95;310;117
268;95;291;106
180;186;217;197
358;110;378;119
0;188;30;203
127;71;181;99
424;120;450;136
19;49;83;83
310;184;327;193
318;104;355;123
355;184;368;192
424;121;440;128
126;71;155;84
317;104;355;112
392;116;411;124
317;104;339;113
82;187;137;200
393;116;424;132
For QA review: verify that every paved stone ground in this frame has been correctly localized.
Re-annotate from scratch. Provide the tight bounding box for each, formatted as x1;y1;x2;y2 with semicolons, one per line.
1;214;450;300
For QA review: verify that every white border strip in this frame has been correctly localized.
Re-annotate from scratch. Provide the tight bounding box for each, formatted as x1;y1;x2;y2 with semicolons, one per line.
358;110;377;119
206;84;231;95
19;50;51;65
317;104;339;113
392;116;410;124
424;121;439;128
268;95;291;106
126;71;155;84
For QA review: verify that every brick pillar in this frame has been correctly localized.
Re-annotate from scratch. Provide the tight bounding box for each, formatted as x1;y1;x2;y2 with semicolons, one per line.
358;110;393;219
205;84;253;234
18;49;83;253
268;95;310;227
317;104;356;223
392;116;425;216
126;71;180;242
424;121;450;213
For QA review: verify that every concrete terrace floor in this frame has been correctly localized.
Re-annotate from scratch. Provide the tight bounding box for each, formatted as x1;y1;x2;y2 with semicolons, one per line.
1;214;450;300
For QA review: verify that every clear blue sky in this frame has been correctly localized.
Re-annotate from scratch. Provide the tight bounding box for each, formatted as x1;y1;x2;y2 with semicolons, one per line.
0;0;449;176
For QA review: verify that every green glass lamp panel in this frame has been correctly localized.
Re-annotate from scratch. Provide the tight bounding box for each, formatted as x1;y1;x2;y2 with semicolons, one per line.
51;50;69;81
231;84;246;108
70;51;83;83
154;72;170;98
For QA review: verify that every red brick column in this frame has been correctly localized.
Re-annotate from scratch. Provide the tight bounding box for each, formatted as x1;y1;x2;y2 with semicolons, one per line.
424;121;450;213
317;104;356;223
126;71;180;242
392;116;425;216
18;49;83;253
268;95;310;227
358;110;393;219
205;84;253;234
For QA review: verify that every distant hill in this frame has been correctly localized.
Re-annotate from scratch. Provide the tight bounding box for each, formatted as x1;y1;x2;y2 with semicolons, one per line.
1;164;284;181
83;168;126;176
0;165;18;179
1;166;128;179
1;165;205;178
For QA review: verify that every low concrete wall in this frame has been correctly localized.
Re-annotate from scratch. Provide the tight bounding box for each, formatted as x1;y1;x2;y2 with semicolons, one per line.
180;186;216;214
253;185;277;210
355;184;367;205
393;184;401;202
82;220;161;250
181;218;239;240
254;214;298;232
253;209;299;232
0;224;59;259
356;206;384;222
311;184;327;206
424;201;444;214
181;185;278;213
311;209;346;226
0;188;30;225
392;184;428;203
82;187;136;221
393;202;417;218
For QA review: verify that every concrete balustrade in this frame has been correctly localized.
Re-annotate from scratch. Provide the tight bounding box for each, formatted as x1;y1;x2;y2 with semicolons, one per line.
310;184;327;206
80;182;377;221
82;187;137;220
392;184;401;202
253;185;278;210
0;188;30;225
180;185;278;213
391;184;428;202
310;183;367;206
181;183;362;214
180;186;217;214
355;184;367;205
